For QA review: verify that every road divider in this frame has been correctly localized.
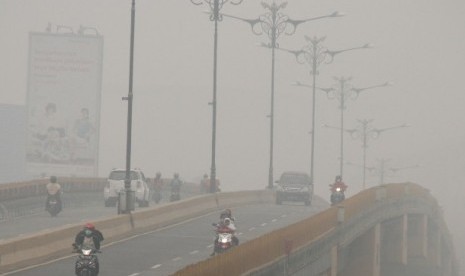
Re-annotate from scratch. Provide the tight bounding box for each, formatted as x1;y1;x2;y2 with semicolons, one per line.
0;189;274;273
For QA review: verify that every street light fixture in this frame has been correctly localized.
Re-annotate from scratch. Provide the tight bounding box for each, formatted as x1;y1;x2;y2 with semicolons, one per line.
314;77;390;178
223;1;342;189
285;37;370;186
191;0;243;193
345;119;408;189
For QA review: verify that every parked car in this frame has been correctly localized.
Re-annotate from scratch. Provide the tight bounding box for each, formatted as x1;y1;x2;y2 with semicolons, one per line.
104;168;150;207
275;171;313;206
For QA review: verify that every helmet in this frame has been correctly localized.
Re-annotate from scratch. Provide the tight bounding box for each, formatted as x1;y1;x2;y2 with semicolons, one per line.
335;175;342;181
225;209;231;216
203;173;208;178
50;176;57;183
84;229;93;237
84;222;95;230
156;172;161;178
174;173;179;178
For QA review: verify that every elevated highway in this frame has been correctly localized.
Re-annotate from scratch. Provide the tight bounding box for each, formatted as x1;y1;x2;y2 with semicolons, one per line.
0;179;459;275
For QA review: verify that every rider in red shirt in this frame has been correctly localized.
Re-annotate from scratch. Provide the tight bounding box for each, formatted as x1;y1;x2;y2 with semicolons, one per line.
329;175;348;193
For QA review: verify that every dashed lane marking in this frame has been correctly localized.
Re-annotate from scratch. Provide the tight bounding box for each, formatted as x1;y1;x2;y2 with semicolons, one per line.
151;264;161;269
190;250;199;255
172;257;182;262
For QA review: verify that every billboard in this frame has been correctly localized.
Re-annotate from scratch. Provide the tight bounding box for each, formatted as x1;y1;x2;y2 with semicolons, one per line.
26;32;103;177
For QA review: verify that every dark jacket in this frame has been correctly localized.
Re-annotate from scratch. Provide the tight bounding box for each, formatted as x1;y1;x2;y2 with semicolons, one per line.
74;229;104;250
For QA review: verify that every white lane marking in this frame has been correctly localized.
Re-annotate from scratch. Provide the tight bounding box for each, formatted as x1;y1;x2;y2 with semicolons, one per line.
128;273;140;276
207;244;214;248
237;232;243;236
172;257;182;262
249;227;256;231
151;264;161;269
271;219;278;222
261;223;267;227
190;250;199;255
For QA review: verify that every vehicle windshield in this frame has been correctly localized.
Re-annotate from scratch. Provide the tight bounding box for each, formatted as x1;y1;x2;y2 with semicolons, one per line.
279;174;310;185
109;171;139;181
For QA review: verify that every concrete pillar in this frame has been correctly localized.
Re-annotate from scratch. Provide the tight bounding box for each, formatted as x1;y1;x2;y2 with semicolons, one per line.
343;223;381;276
408;214;427;259
382;214;408;266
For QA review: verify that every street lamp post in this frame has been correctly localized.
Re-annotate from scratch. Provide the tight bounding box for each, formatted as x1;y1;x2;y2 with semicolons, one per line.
286;38;371;185
223;2;342;189
191;0;243;193
366;158;419;185
121;0;136;214
315;77;390;178
346;119;408;189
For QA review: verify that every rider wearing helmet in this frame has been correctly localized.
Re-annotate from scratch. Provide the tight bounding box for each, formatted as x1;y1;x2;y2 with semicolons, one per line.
74;222;104;250
45;175;62;212
220;208;235;222
329;175;348;193
74;223;104;274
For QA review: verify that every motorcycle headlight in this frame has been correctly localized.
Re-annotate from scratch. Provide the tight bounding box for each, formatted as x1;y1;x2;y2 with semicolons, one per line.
82;249;92;256
336;187;341;192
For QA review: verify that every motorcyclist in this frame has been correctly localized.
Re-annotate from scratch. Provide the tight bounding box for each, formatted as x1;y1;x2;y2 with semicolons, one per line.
170;173;182;200
329;175;348;193
219;208;235;222
74;223;104;274
152;172;163;203
45;175;62;213
200;173;209;193
329;175;348;203
210;209;239;256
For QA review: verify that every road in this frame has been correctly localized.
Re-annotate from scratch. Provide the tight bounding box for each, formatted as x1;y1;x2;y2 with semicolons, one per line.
3;197;329;276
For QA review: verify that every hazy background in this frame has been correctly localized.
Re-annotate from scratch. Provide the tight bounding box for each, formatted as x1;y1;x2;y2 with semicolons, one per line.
1;0;464;269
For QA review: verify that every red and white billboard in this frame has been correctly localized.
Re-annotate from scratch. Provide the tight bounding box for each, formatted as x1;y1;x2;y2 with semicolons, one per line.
26;32;103;177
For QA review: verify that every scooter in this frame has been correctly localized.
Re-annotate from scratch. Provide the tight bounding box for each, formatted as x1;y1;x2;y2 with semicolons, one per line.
212;219;238;255
170;186;181;202
46;195;61;217
74;245;100;276
330;187;345;205
152;188;162;204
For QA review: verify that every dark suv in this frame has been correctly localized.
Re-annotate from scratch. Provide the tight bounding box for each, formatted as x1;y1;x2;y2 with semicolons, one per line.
275;171;313;206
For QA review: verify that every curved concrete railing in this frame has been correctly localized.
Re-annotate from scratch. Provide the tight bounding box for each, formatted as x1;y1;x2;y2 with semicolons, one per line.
173;183;459;276
0;189;273;273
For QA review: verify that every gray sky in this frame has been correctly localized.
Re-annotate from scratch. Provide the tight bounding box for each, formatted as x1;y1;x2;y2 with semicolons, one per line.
1;0;465;266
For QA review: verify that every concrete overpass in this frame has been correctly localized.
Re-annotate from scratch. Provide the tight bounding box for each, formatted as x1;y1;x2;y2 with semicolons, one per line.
0;179;459;275
175;183;459;276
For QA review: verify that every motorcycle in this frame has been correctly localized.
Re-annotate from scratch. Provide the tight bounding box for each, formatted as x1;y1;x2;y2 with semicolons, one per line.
74;245;100;276
152;187;162;204
330;187;345;205
212;220;238;255
170;186;181;202
46;194;61;217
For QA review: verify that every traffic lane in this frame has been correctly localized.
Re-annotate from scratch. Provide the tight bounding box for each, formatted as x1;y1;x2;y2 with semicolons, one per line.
0;190;192;241
0;199;117;241
8;197;328;276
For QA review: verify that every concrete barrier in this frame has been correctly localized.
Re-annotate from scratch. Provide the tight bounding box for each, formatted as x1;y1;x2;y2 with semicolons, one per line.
0;189;274;273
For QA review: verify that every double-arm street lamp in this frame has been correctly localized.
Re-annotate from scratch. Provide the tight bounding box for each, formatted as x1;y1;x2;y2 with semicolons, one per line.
223;1;342;189
314;77;390;178
345;119;408;189
285;37;371;185
366;158;419;185
191;0;243;193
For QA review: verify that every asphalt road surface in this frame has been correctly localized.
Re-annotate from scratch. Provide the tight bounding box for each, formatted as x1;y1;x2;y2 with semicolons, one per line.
4;197;328;276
